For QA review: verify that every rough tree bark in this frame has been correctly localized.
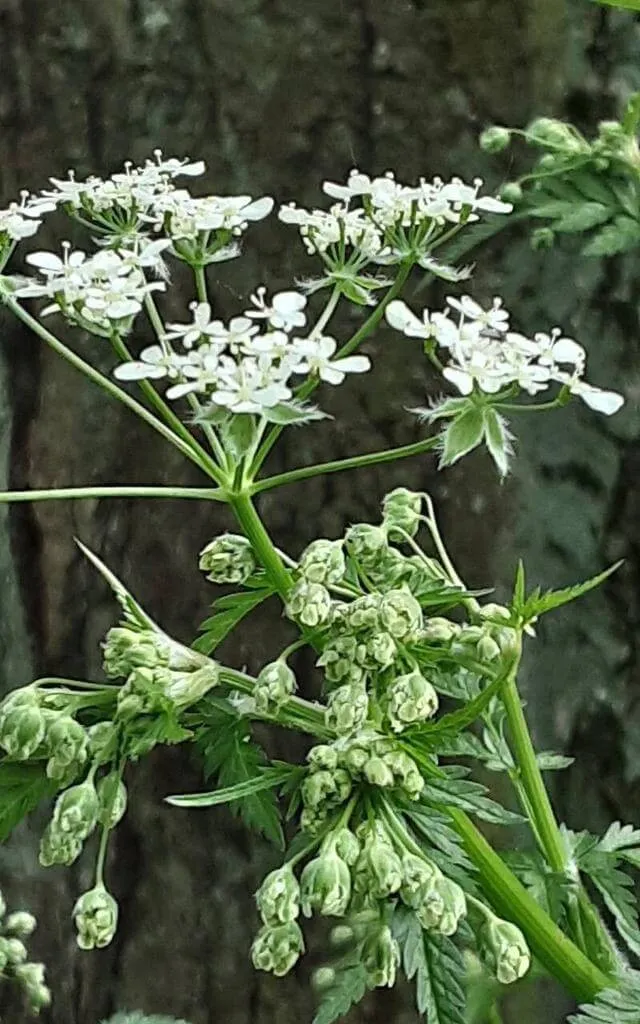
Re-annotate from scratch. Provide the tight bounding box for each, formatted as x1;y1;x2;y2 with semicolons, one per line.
0;2;636;1023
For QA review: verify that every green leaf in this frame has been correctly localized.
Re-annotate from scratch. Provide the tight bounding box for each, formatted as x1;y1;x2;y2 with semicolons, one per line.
536;752;574;771
597;821;640;853
439;407;485;467
420;768;523;826
551;202;612;233
312;964;369;1024
405;806;476;883
166;764;301;807
125;706;192;759
516;560;622;626
192;586;274;654
261;402;329;426
582;216;640;256
392;906;466;1023
590;0;640;9
192;700;284;847
514;560;526;608
482;407;512;478
622;93;640;135
0;761;59;842
219;414;257;460
570;172;619;205
579;844;640;957
411;670;508;741
569;969;640;1024
76;540;155;631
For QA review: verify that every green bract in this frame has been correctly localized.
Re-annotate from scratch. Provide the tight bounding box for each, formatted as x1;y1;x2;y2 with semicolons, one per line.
73;886;119;950
251;921;305;977
255;865;300;926
300;847;351;917
199;533;257;584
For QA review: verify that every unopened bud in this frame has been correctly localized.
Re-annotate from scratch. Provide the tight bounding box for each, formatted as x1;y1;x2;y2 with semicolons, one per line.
333;827;360;866
354;832;402;898
199;533;256;584
13;961;50;1011
73;885;118;950
382;748;424;800
379;589;422;639
479;125;511;153
526;117;580;150
300;847;351;917
4;912;37;938
312;966;336;992
39;824;82;867
286;580;333;628
307;744;338;772
344;523;388;567
103;625;165;678
45;716;88;779
363;755;395;789
52;779;99;840
325;684;368;736
382;487;422;540
362;925;400;988
87;721;119;763
387;670;438;732
531;227;555;251
164;662;219;707
365;631;397;669
400;853;439;910
255;660;297;714
256;864;300;926
0;704;46;759
97;772;127;828
299;539;346;586
499;181;523;205
317;637;359;685
251;921;304;977
420;617;459;643
347;594;381;631
480;915;531;984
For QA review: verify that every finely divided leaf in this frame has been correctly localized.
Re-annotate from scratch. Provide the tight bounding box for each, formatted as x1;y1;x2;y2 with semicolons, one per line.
312;964;369;1024
516;561;622;626
569;969;640;1024
192;586;274;654
440;407;485;467
421;768;523;826
393;907;466;1023
166;764;301;808
76;540;155;631
0;761;59;842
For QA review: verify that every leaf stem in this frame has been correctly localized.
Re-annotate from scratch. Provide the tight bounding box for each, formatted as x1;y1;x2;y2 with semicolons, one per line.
251;436;439;494
0;486;223;504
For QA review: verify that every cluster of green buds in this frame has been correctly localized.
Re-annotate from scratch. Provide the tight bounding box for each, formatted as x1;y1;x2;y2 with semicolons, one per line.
198;532;257;584
103;623;219;715
473;908;531;985
73;884;119;950
0;687;89;782
0;890;50;1012
254;660;297;715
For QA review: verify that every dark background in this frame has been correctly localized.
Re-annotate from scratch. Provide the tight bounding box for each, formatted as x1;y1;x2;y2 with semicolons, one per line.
0;1;639;1022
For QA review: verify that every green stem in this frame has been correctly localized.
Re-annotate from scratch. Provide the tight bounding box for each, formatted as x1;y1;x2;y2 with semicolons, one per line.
0;485;223;503
1;292;221;482
227;492;293;597
194;265;208;304
251;263;414;474
217;667;329;738
251;436;439;495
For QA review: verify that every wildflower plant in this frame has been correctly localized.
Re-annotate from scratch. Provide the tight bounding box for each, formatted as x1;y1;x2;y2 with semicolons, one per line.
0;138;635;1024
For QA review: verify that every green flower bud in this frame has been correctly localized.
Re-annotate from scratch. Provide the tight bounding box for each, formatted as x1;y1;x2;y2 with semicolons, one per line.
299;539;346;586
379;589;422;639
499;181;523;205
73;885;118;950
312;966;336;992
420;617;459;643
417;874;466;935
479;602;511;623
382;748;424;799
103;625;166;678
0;704;46;759
4;912;37;938
332;827;360;866
344;523;388;567
363;755;395;789
329;923;355;948
362;925;400;988
199;533;257;584
13;962;50;1011
480;916;531;984
325;684;368;736
354;831;402;898
97;772;127;828
382;487;422;540
479;125;511;153
340;740;369;776
364;631;397;669
87;721;119;763
400;853;439;909
256;864;300;925
255;660;297;714
286;580;333;628
52;779;99;840
39;824;82;867
44;716;88;778
387;670;439;732
5;937;27;964
307;744;339;772
0;686;40;720
300;847;351;917
166;662;220;707
317;636;359;684
251;921;305;977
531;226;555;251
526;117;580;150
300;805;327;835
366;548;412;590
0;938;9;972
476;633;502;662
347;594;381;631
302;769;351;810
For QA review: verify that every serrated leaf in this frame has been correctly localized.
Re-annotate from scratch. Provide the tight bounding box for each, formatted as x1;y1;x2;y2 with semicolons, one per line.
518;561;622;626
392;907;466;1023
571;172;619;205
405;806;475;880
591;0;640;9
536;752;574;770
440;407;485;467
261;402;329;425
551;202;612;233
76;540;154;631
192;701;284;847
597;821;640;853
192;587;274;655
583;216;640;256
514;560;526;608
420;769;523;826
581;850;640;957
482;407;512;478
312;964;369;1024
0;761;59;842
166;764;301;807
569;969;640;1024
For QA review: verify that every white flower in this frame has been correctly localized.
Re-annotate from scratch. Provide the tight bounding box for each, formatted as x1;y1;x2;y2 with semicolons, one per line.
534;329;585;368
385;300;432;340
246;287;307;331
114;345;187;382
446;295;509;333
207;316;260;355
552;371;624;415
211;358;291;413
0;192;55;242
164;302;224;349
294;336;371;384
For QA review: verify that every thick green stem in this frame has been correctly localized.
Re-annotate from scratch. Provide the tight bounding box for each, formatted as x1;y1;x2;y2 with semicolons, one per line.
227;492;293;597
251;436;438;495
0;486;223;503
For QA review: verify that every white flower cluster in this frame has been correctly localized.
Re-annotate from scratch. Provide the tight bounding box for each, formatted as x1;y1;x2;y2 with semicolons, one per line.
386;295;624;415
13;241;168;334
114;291;370;414
279;170;512;264
0;192;56;246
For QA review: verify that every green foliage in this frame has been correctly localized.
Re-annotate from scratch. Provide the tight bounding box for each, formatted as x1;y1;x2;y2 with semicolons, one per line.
420;766;523;827
0;761;58;842
591;0;640;9
511;560;622;629
192;584;274;654
569;970;640;1024
191;699;284;847
392;906;466;1023
312;962;369;1024
76;541;154;632
166;762;302;808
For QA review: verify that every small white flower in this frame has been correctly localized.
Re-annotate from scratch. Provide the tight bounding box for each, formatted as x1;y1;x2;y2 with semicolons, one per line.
114;345;186;382
553;371;624;415
385;300;432;340
534;330;585;368
164;302;223;349
211;359;291;413
294;336;371;385
446;295;510;333
246;287;307;331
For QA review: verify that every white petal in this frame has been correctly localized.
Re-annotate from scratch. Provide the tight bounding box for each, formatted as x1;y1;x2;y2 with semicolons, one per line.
551;338;586;366
443;367;474;395
319;366;345;385
576;384;625;415
243;197;274;221
114;362;166;381
332;355;371;375
26;252;64;272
